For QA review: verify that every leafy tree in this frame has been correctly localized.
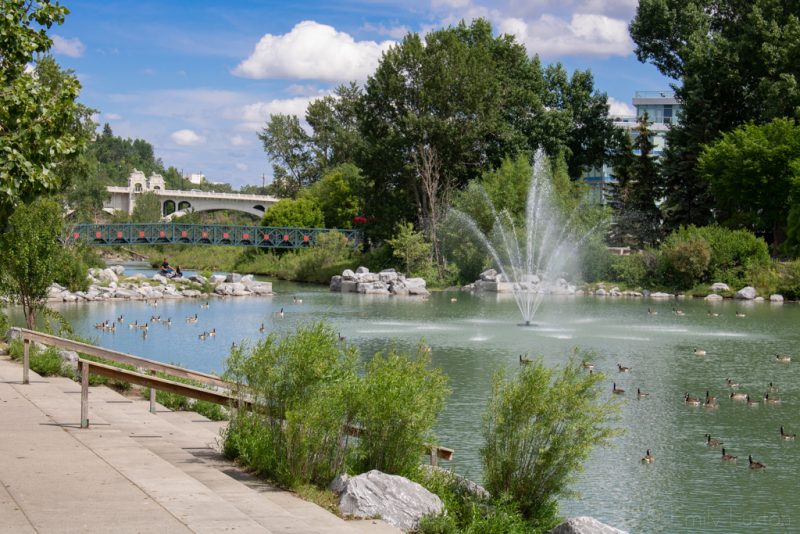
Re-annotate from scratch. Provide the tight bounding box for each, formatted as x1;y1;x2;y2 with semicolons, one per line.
480;358;620;530
130;192;162;223
630;0;800;229
698;118;800;247
386;222;432;275
259;114;316;198
303;163;365;228
0;1;87;227
305;82;365;171
612;114;663;247
261;198;324;228
659;232;711;289
0;198;66;328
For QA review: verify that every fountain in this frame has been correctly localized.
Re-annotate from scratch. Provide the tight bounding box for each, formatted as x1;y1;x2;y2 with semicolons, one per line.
451;150;585;326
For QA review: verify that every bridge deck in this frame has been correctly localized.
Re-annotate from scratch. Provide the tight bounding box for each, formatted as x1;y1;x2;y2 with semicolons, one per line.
65;223;360;249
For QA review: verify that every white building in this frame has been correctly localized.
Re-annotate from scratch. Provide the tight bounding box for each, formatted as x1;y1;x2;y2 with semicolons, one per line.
186;173;205;185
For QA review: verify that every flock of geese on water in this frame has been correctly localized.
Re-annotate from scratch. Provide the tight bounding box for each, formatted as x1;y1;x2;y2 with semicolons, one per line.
519;304;796;470
93;296;307;346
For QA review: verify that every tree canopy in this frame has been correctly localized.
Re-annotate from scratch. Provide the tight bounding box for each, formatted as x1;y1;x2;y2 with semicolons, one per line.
261;198;324;228
630;0;800;230
0;1;88;227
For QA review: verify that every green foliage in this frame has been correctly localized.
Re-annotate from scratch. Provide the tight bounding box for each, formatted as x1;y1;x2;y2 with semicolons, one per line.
785;203;800;258
0;1;88;227
259;114;318;198
631;1;800;230
481;357;620;528
698;118;800;245
353;345;450;475
776;260;800;300
130;192;162;223
387;222;432;275
261;198;324;228
223;323;360;487
0;312;8;340
0;198;66;328
29;346;63;376
303;163;365;228
658;232;711;290
55;244;94;292
611;251;657;289
141;373;229;422
579;238;615;283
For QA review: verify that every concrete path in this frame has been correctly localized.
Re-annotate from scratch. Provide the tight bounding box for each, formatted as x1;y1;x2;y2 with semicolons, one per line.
0;355;399;533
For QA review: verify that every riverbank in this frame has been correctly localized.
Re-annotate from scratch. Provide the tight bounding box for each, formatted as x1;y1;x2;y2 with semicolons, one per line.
42;265;273;304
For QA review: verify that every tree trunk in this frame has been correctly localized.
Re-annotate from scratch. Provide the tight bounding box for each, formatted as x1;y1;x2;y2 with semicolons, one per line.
413;144;450;269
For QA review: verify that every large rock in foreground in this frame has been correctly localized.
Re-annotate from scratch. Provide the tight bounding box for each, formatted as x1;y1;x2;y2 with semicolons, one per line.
547;516;629;534
330;470;443;530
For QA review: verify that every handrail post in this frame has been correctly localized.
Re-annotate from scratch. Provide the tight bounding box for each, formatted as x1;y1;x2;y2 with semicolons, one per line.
429;446;438;467
149;370;157;413
22;338;30;385
80;361;90;428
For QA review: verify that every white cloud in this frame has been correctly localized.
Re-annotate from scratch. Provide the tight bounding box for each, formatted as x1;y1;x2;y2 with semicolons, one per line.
361;22;411;39
235;163;249;172
233;21;395;82
105;113;123;120
170;129;205;146
230;134;249;146
239;96;321;131
51;35;86;58
607;97;635;117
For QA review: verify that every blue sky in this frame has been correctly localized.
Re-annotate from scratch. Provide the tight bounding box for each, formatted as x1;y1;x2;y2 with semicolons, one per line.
50;0;672;188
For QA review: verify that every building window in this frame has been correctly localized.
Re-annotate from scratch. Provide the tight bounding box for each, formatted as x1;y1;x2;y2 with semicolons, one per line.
134;183;142;192
663;105;673;124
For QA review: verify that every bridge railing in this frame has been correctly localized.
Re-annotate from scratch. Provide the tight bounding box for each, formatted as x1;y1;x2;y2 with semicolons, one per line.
64;223;361;249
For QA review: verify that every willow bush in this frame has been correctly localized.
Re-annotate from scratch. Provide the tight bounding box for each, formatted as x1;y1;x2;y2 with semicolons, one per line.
481;358;620;530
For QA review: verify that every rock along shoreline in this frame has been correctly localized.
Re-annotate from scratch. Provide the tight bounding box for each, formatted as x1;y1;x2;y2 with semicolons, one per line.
40;266;273;304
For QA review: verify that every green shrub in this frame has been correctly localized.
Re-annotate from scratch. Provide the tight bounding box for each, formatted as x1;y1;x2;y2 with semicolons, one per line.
8;338;27;361
29;347;63;376
659;232;711;289
353;344;450;476
223;323;360;487
610;251;656;288
261;198;324;228
776;260;800;300
580;237;615;283
480;357;620;529
0;312;9;340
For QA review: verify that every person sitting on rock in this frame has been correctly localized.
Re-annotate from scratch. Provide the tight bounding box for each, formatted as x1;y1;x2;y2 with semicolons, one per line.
160;258;174;275
175;265;183;278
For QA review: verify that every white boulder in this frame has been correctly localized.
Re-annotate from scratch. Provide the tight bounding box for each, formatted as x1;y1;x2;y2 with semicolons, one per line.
355;266;370;274
734;286;757;300
650;292;672;299
546;516;628;534
710;282;729;292
770;294;784;303
705;293;723;301
331;470;443;531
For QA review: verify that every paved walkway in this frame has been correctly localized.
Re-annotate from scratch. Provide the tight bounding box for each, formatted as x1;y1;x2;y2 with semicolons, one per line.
0;355;399;533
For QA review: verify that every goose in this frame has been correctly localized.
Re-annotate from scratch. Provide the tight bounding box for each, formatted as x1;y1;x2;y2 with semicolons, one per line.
725;378;739;388
641;449;655;463
730;391;747;401
775;354;791;363
617;363;631;373
200;302;209;310
637;388;650;398
519;354;532;365
721;448;737;461
780;426;796;440
707;310;720;317
208;328;216;337
338;332;346;342
293;296;303;304
186;314;198;324
767;381;778;391
160;318;172;327
230;342;237;351
138;323;149;332
672;307;686;316
149;315;160;323
116;314;124;323
581;360;595;370
258;323;266;333
612;383;625;395
450;297;458;303
647;308;658;315
694;348;707;356
735;311;746;318
275;308;285;319
748;455;765;469
685;393;701;406
705;391;717;403
704;398;718;409
763;393;781;404
706;434;722;447
198;332;207;341
128;320;139;329
108;323;116;333
746;394;759;406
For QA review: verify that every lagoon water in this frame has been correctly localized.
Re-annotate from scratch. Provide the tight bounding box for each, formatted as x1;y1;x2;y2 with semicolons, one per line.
28;274;800;533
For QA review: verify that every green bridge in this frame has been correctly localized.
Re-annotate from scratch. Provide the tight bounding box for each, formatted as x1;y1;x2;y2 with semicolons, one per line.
65;223;361;249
